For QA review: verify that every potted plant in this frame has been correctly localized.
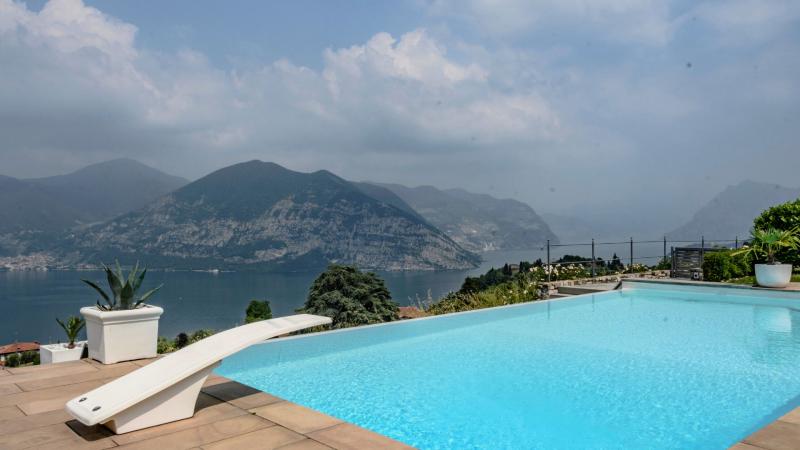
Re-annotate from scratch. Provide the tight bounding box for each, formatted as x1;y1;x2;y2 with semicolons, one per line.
81;262;164;364
733;227;799;288
40;316;86;365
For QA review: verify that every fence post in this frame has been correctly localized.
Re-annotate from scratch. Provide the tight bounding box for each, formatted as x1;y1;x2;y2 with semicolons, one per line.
629;237;634;272
591;238;596;278
663;236;667;262
546;239;551;283
700;236;705;262
735;236;738;249
670;246;675;277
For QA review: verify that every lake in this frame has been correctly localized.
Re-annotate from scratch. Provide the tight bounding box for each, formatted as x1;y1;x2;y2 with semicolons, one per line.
0;243;671;344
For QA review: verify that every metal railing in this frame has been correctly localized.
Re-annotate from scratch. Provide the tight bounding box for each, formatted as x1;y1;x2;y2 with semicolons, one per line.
538;236;743;282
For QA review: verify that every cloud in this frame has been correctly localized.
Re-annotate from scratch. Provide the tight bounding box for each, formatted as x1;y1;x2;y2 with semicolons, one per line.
0;0;563;179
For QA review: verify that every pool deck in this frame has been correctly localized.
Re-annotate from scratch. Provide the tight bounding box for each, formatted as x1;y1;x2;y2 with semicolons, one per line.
0;358;412;450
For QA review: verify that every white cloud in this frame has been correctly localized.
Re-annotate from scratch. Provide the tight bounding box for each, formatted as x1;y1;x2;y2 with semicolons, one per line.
0;0;561;178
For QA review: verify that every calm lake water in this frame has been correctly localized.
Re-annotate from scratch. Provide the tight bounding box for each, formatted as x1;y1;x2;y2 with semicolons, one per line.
0;250;548;344
0;243;672;344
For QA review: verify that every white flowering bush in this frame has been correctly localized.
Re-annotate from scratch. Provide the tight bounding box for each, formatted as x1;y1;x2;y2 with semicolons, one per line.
529;263;589;281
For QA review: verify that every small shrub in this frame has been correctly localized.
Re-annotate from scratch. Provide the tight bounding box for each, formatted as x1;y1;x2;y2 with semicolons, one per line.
427;273;540;315
5;353;20;367
20;350;39;365
703;250;752;281
175;332;190;349
189;329;215;343
245;300;272;323
157;336;175;354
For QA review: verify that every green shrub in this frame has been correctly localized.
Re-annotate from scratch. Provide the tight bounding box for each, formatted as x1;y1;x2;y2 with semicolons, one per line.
245;300;272;323
427;273;540;315
703;250;752;281
189;329;215;343
175;332;189;349
20;350;39;365
5;353;20;367
753;198;800;265
157;336;175;354
298;264;398;329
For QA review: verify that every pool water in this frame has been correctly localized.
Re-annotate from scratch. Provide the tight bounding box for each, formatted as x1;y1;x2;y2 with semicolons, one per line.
217;286;800;449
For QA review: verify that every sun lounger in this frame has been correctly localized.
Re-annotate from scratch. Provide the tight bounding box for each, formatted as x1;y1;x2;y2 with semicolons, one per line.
65;313;331;433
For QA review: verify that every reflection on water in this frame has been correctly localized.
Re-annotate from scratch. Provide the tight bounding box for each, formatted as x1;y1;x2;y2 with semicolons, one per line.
752;306;800;365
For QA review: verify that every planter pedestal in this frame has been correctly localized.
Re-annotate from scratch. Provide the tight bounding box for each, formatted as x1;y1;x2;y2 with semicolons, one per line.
755;264;793;288
81;305;164;364
40;341;87;365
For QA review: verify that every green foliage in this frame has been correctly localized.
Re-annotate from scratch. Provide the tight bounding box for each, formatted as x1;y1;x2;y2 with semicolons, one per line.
20;350;39;365
175;332;189;349
702;250;751;282
728;274;800;285
245;300;273;323
733;227;800;265
189;329;215;343
298;264;398;329
156;336;175;354
82;261;162;311
56;316;85;348
654;257;671;270
157;328;217;354
427;272;540;315
754;198;800;265
5;353;20;367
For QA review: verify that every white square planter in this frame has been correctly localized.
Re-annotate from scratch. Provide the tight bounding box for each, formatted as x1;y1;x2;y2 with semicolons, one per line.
40;341;87;365
81;305;164;364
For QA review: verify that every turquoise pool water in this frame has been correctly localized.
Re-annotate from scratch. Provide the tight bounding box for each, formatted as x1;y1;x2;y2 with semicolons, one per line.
217;286;800;449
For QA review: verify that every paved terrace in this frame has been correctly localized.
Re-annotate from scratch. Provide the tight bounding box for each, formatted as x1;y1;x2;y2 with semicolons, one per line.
0;358;412;450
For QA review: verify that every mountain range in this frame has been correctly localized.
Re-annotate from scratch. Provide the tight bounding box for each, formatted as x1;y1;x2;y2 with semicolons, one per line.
0;159;187;234
54;161;479;271
666;180;800;241
367;183;558;252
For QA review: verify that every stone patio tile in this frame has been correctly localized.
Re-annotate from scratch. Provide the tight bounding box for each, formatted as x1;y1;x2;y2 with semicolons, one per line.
115;414;272;450
201;425;305;450
0;422;77;449
251;401;342;435
0;382;21;395
110;393;247;446
0;378;105;407
202;374;229;388
0;369;9;376
778;408;800;426
0;362;97;386
202;380;282;410
728;443;764;449
276;439;334;450
5;359;92;375
128;358;160;367
10;379;109;415
16;363;137;392
33;435;118;450
0;408;72;434
0;404;25;420
744;420;800;450
308;423;413;450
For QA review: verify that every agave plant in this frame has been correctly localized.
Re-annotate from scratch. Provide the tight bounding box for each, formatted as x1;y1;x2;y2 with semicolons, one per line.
82;261;163;311
56;316;85;348
733;227;800;265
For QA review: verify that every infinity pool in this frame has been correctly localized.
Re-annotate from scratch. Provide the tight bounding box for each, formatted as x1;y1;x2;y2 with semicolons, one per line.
217;283;800;449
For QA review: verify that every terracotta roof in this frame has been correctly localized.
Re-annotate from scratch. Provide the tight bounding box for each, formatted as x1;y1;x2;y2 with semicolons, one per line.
0;342;40;355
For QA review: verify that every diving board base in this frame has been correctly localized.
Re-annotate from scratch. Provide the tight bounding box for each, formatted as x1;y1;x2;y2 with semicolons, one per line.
105;361;220;434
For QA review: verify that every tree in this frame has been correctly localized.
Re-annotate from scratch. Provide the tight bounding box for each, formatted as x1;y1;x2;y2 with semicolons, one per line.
245;300;273;323
298;264;398;329
754;198;800;265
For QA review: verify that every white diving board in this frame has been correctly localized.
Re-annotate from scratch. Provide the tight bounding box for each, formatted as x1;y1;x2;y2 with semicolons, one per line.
65;313;331;434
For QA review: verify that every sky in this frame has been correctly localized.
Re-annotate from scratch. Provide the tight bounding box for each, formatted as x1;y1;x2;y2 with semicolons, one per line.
1;0;799;235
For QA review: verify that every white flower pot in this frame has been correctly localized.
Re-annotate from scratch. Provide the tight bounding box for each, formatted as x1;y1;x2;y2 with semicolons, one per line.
81;305;164;364
754;264;793;288
40;341;86;365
